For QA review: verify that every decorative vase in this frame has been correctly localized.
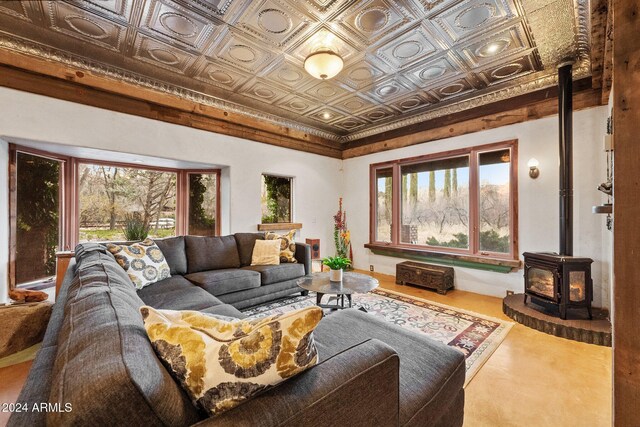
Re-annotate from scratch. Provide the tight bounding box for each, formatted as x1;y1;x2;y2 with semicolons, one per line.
329;268;343;282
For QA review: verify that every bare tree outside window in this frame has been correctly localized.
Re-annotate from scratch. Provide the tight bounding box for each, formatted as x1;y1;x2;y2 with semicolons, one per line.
478;149;511;253
78;164;177;242
375;168;393;242
400;157;470;248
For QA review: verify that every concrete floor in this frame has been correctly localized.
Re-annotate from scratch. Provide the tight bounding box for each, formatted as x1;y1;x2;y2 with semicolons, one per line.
375;272;612;427
0;271;612;427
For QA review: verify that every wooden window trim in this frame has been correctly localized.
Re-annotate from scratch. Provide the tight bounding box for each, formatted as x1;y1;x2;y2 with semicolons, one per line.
369;139;519;266
8;145;221;287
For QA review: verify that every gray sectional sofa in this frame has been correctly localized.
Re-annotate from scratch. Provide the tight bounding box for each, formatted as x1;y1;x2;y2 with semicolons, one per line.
9;234;465;427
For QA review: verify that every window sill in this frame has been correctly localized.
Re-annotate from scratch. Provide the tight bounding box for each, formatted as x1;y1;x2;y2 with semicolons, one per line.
364;243;522;273
257;223;302;232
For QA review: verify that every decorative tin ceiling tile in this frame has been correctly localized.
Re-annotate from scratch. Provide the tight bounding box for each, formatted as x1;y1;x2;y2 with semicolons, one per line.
335;0;416;46
275;93;319;115
261;58;318;89
207;29;274;74
0;0;589;140
389;93;432;113
45;1;126;52
360;105;396;123
0;1;31;22
330;93;378;114
63;0;133;23
375;23;441;70
234;0;313;48
140;0;222;50
429;77;475;100
172;0;236;20
300;0;354;19
194;61;250;90
474;52;537;85
458;21;532;68
334;56;386;90
133;33;197;73
239;79;290;104
360;76;414;102
288;27;358;65
404;54;463;89
306;106;346;123
430;0;517;43
334;116;368;131
303;80;353;103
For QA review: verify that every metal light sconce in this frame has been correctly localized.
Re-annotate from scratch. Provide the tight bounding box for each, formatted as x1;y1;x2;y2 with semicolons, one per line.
528;158;540;179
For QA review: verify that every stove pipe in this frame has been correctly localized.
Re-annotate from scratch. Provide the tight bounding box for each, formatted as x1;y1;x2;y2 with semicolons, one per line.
558;63;573;256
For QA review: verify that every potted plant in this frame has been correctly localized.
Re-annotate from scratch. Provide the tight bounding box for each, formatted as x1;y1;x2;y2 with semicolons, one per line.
322;256;351;282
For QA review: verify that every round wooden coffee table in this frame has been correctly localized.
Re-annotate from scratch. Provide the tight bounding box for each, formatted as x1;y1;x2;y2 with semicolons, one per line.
297;272;379;310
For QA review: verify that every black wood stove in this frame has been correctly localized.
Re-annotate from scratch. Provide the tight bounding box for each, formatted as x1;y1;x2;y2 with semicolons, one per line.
523;62;594;320
523;252;593;319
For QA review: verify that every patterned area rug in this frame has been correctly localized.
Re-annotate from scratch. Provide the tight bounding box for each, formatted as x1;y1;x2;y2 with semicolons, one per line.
243;288;513;386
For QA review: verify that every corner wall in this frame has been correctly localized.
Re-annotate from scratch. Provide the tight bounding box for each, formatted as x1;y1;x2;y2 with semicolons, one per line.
343;106;612;309
0;87;343;301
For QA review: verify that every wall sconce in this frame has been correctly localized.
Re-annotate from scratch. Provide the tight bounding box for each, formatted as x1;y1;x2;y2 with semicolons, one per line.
528;158;540;179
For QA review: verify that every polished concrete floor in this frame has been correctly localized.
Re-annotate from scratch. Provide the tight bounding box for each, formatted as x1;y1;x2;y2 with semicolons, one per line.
0;272;612;427
374;272;612;427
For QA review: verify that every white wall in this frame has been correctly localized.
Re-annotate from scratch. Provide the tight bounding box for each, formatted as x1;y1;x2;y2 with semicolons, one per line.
0;87;343;302
0;86;613;310
343;106;612;309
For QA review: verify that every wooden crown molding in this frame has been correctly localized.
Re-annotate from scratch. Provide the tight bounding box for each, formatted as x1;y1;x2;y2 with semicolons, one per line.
0;48;606;161
0;49;343;159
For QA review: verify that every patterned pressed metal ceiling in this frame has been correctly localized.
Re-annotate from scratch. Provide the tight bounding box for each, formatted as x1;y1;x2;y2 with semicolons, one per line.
0;0;591;142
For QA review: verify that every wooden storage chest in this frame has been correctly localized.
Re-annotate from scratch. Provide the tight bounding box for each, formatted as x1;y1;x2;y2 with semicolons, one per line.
395;261;454;295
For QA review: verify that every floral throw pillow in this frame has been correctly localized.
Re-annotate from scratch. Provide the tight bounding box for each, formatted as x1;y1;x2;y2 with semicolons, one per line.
106;238;170;289
264;230;297;263
140;305;323;416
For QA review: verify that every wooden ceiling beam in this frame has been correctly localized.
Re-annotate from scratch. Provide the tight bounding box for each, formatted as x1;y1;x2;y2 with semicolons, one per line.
591;0;609;90
342;87;602;159
0;48;343;158
601;0;614;104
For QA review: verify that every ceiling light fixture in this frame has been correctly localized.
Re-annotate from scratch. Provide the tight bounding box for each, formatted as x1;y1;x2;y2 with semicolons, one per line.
304;49;344;80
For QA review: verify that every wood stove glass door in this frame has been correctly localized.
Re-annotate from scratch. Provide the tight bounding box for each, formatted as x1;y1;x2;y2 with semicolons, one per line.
569;271;586;302
527;267;556;299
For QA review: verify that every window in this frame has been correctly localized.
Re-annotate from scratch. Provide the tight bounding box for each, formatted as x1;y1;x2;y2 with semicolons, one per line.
8;144;221;287
261;174;292;223
369;140;517;261
10;150;64;286
78;163;178;242
187;172;219;237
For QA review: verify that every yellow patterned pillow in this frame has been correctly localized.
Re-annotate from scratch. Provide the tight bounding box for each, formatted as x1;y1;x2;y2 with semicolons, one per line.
140;306;323;416
264;230;297;263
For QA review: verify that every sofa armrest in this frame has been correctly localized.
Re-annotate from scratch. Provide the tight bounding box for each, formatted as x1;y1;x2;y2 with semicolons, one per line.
295;242;312;275
196;338;400;427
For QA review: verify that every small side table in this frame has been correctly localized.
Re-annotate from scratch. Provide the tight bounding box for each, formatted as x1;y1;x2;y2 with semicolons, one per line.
55;251;75;301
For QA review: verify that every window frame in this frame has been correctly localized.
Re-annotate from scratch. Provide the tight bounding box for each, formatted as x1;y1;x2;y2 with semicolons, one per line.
260;173;294;224
8;143;221;288
369;140;518;263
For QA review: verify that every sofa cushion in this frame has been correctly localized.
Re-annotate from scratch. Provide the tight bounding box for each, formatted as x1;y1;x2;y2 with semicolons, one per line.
201;303;246;319
242;263;306;285
106;239;171;289
185;269;260;296
154;236;187;275
251;239;282;266
265;230;297;263
48;248;201;427
313;309;466;426
140;305;323;416
137;276;223;311
185;235;241;273
234;232;264;266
